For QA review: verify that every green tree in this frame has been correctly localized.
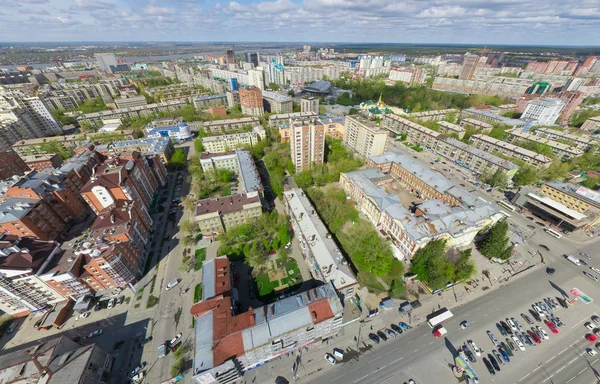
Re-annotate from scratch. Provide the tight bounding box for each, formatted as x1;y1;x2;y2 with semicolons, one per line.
454;248;475;281
287;90;295;97
476;220;514;260
513;165;538;186
168;149;187;170
486;170;507;189
338;220;394;277
268;83;281;91
294;170;314;189
582;177;600;189
194;137;204;153
244;240;267;268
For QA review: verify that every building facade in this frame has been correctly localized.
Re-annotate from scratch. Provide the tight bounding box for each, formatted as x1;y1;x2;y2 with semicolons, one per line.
343;116;388;158
470;134;554;168
521;98;565;126
289;117;325;172
239;87;264;117
195;192;263;235
201;126;266;153
301;96;319;114
262;91;292;114
201;117;260;135
0;149;30;179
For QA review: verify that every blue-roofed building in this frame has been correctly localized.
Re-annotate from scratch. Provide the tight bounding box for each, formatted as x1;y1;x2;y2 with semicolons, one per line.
302;80;332;96
145;122;192;143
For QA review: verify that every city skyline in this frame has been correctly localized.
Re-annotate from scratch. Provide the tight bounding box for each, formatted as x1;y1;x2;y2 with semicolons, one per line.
1;0;600;45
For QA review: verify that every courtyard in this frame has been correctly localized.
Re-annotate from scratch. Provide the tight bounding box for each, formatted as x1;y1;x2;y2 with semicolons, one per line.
253;256;302;298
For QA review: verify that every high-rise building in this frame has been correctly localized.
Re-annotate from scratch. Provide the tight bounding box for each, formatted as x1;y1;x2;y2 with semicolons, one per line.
94;53;118;74
521;98;565;126
459;53;480;80
343;116;388;158
554;91;585;122
20;97;62;136
248;68;265;90
245;52;260;67
239;86;264;117
301;96;319;114
289;117;325;172
225;50;235;65
262;91;292;113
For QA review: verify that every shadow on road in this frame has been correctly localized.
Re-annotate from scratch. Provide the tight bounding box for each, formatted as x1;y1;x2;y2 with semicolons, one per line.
549;280;570;299
444;337;459;359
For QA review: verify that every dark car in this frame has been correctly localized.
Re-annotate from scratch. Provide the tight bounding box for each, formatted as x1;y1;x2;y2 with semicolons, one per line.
527;224;536;229
399;322;410;331
488;354;501;372
500;321;513;335
546;267;555;275
94;301;102;312
500;342;513;357
499;347;510;362
536;222;546;227
117;296;125;305
496;323;508;336
390;324;403;334
483;357;496;375
463;345;477;363
521;313;534;325
368;333;380;344
377;330;388;341
529;309;541;322
539;244;551;252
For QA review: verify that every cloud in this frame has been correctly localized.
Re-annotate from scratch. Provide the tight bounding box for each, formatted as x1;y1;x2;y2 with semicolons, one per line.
19;0;50;3
142;5;176;15
73;0;112;9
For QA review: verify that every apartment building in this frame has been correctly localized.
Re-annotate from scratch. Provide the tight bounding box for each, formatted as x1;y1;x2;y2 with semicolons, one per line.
20;153;63;171
201;117;260;135
521;97;565;126
19;97;62;137
460;108;526;129
340;154;501;259
581;116;600;132
193;94;228;110
0;337;112;383
107;137;174;162
58;147;106;186
201;126;266;153
534;127;600;153
0;235;64;316
191;257;343;384
0;198;69;241
389;67;425;86
437;121;465;139
284;189;358;299
541;182;600;214
262;91;292;114
76;100;187;126
146;122;193;143
200;149;263;196
408;109;458;122
195;192;263;235
0;149;30;179
470;134;553;168
42;251;94;301
114;95;147;109
459;118;493;133
269;112;317;129
343;116;388;158
381;114;519;180
80;152;165;215
239;87;264;117
11;130;135;156
433;76;533;98
506;129;584;160
289;117;325;172
301;96;319;114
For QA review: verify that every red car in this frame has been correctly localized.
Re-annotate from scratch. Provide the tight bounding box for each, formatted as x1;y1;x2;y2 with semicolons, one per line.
528;330;542;344
545;320;559;334
586;334;597;342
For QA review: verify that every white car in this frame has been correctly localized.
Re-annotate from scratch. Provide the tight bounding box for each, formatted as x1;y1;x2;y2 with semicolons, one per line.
324;353;337;365
514;319;525;332
536;326;550;340
87;329;103;338
588;348;598;356
468;340;481;356
75;312;90;320
586;322;596;330
591;267;600;274
506;318;517;331
169;333;182;346
107;298;115;309
487;331;500;347
512;335;526;351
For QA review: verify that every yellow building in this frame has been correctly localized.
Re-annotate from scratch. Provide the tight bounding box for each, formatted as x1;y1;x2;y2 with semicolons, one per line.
195;192;263;235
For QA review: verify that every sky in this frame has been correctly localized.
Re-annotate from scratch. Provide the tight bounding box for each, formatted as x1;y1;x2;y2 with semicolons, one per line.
2;0;600;45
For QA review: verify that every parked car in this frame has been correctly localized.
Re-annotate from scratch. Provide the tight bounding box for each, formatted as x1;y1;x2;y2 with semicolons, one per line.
131;362;147;377
385;328;397;338
463;345;476;363
468;340;481;356
487;354;501;372
169;333;182;347
546;267;555;275
496;323;508;336
586;334;598;342
6;322;16;334
76;312;90;320
588;348;598;356
377;330;388;341
86;329;103;339
368;333;380;344
390;324;403;334
166;279;180;291
324;353;337;365
483;357;496;375
499;348;510;362
521;313;534;325
586;322;596;330
399;322;410;331
117;296;125;305
460;321;471;329
545;320;559;334
506;318;517;331
107;298;115;309
512;335;526;351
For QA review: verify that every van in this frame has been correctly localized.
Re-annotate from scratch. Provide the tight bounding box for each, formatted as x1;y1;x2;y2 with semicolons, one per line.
166;279;180;291
566;255;581;266
332;348;344;360
158;343;167;358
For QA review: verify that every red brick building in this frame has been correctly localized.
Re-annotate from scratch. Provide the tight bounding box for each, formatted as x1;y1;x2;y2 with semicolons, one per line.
0;150;30;180
208;105;228;118
21;154;63;171
0;198;69;241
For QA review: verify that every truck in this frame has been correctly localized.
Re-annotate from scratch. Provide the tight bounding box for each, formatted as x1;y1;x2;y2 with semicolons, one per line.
427;307;454;328
158;343;167;358
433;326;448;338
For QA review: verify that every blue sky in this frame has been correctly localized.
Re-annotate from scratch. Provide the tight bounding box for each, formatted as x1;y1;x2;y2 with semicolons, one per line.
2;0;600;45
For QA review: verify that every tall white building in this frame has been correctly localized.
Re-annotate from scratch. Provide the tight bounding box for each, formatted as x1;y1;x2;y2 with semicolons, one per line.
248;67;265;90
522;98;565;126
20;97;62;136
94;53;118;74
290;117;325;172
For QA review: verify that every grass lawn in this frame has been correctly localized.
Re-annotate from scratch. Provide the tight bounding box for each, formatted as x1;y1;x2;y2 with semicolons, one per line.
279;258;302;287
194;248;206;271
357;271;387;293
194;284;202;303
254;274;280;297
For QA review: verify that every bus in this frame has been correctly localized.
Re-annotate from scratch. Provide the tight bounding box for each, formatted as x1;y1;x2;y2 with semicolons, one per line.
427;308;454;328
545;228;562;239
497;200;517;212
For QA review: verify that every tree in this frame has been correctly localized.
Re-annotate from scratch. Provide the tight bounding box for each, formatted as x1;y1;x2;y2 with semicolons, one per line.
268;83;281;91
338;220;394;277
453;248;475;281
582;177;600;189
287;90;295;97
168;149;187;171
513;165;538;186
348;108;359;115
476;220;514;260
486;170;507;189
245;241;267;268
179;220;195;236
294;170;313;189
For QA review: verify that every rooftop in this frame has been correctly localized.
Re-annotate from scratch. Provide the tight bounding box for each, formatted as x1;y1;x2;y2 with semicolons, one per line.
146;122;190;135
302;80;332;93
269;111;317;121
195;193;260;217
236;149;262;194
194;94;227;102
262;90;292;103
545;182;600;210
461;117;493;128
0;197;40;223
528;192;587;221
464;107;526;127
202;117;259;127
472;134;553;163
440;136;520;171
283;189;357;290
0;234;59;274
507;130;584;155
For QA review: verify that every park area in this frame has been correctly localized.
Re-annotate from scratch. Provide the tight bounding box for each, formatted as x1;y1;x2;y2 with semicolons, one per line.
254;257;302;298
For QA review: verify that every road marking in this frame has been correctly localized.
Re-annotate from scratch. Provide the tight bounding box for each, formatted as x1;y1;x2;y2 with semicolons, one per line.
391;347;400;352
533;366;541;372
333;374;346;381
593;358;599;365
571;316;590;329
380;365;388;369
546;355;556;363
543;375;553;383
519;373;530;381
556;366;566;374
391;357;404;364
354;375;369;383
559;347;569;355
566;377;576;384
370;356;382;363
428;341;434;345
578;368;586;375
568;357;578;364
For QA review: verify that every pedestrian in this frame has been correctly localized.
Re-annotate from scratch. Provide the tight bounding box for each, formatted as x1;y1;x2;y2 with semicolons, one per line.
370;325;373;330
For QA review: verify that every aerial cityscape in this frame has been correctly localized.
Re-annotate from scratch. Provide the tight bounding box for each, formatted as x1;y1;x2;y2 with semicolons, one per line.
2;2;600;384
